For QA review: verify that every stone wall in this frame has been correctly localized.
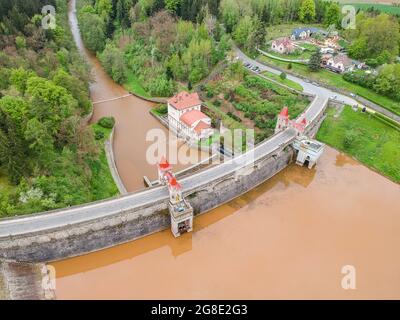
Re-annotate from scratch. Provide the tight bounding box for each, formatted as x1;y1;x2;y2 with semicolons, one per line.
0;147;293;263
0;260;54;300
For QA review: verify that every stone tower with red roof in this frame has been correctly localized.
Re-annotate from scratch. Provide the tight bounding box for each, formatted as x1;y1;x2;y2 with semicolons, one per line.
157;157;194;237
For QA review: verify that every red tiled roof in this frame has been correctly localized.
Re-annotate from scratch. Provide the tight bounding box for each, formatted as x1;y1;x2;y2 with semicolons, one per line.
166;173;181;190
168;91;202;110
280;106;289;117
194;120;211;134
273;37;294;48
158;156;171;170
180;110;209;127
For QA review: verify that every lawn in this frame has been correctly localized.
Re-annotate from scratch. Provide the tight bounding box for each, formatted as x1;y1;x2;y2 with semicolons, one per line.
201;65;309;144
343;3;400;15
259;55;400;116
264;23;325;42
261;70;304;92
123;73;150;98
89;124;120;200
317;106;400;183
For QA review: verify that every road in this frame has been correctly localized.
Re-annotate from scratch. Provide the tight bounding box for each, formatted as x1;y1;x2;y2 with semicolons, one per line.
0;128;299;237
237;47;400;123
235;46;359;107
0;49;333;238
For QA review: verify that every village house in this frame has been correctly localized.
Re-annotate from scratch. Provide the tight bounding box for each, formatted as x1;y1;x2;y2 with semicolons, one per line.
291;27;328;40
167;91;214;142
325;54;366;73
271;37;295;54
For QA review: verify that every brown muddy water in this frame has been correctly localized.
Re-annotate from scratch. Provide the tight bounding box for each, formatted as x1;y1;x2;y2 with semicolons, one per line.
68;0;208;192
63;0;400;299
52;147;400;299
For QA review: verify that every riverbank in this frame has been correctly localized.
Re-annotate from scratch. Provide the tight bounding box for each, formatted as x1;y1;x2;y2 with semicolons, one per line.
317;105;400;183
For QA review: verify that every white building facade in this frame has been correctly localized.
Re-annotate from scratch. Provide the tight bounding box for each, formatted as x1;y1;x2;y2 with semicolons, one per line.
168;91;214;142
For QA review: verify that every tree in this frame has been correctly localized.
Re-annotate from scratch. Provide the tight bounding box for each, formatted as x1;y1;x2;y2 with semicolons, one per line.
299;0;316;23
98;43;127;84
79;11;106;53
220;0;241;33
233;16;255;49
280;72;287;80
324;2;341;28
165;0;181;13
374;64;400;101
308;49;322;72
348;13;400;61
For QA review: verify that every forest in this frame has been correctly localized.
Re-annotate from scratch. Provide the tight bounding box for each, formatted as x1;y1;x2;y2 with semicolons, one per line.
0;0;117;216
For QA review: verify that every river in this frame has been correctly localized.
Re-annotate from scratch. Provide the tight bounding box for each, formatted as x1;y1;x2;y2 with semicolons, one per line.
57;0;400;299
68;0;208;192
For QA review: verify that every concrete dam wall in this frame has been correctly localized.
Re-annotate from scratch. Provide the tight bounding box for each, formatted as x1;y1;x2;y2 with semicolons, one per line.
0;147;293;263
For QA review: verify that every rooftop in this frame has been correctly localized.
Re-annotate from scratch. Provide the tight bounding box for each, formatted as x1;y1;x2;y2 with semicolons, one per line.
168;91;202;110
180;110;209;127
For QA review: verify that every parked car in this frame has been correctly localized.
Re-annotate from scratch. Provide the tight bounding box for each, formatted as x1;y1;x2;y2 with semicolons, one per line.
243;62;251;67
350;93;356;98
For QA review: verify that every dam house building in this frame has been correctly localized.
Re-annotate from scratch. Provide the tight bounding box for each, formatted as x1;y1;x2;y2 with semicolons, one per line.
167;91;214;143
275;106;325;169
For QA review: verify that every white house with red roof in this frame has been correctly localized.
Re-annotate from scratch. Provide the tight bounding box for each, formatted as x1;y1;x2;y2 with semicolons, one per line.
271;37;295;54
167;91;214;142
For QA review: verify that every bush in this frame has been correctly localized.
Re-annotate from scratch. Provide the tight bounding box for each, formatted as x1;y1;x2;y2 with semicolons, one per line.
343;129;357;149
98;117;115;129
227;111;242;122
95;129;105;140
214;100;221;107
154;104;168;115
280;72;287;80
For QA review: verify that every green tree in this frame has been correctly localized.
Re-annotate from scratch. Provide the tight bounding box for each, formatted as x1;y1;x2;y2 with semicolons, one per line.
79;11;106;53
299;0;316;23
98;43;127;84
233;16;255;49
308;50;322;72
324;2;341;28
164;0;181;13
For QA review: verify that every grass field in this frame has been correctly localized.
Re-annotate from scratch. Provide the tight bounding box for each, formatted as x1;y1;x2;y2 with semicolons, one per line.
89;124;119;200
264;23;325;41
259;55;400;116
123;73;150;98
261;70;304;91
317;106;400;183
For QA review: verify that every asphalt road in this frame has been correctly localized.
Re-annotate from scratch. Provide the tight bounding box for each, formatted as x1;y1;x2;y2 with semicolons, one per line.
0;49;335;238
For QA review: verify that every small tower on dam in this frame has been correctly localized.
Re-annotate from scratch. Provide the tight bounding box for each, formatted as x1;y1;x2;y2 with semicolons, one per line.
275;107;325;169
158;157;194;237
292;138;325;169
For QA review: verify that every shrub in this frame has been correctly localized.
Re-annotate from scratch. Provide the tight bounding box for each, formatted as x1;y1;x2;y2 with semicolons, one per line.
98;117;115;129
95;129;105;140
280;72;287;80
154;104;168;115
343;129;357;149
227;111;242;122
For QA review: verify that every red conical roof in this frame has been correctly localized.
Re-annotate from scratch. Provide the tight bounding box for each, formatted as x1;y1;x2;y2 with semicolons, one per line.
280;107;289;117
301;117;307;125
159;156;170;169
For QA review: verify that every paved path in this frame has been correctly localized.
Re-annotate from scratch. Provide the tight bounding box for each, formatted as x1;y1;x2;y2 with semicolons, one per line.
257;48;309;64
